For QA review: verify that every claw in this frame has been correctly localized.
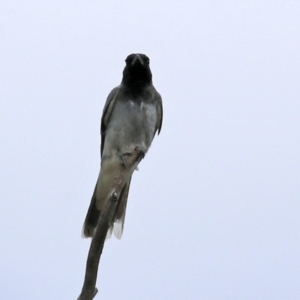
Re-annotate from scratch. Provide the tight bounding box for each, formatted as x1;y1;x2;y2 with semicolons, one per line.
134;147;146;161
118;147;146;168
118;152;133;168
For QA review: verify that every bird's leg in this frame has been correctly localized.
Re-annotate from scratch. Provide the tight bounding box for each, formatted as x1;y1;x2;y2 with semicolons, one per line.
134;146;146;161
118;152;133;168
118;147;145;168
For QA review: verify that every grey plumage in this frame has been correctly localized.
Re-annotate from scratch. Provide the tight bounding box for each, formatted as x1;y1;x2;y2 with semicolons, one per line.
82;53;163;238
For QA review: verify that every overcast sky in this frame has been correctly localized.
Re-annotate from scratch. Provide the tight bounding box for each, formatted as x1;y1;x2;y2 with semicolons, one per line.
1;1;300;299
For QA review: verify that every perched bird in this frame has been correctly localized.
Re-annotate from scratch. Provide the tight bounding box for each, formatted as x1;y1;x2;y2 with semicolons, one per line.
82;53;163;239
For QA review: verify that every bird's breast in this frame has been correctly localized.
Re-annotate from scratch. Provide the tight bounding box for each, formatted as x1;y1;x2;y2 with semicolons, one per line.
103;99;157;156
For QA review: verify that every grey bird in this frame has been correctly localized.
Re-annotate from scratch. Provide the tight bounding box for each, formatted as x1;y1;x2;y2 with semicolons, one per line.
82;53;163;239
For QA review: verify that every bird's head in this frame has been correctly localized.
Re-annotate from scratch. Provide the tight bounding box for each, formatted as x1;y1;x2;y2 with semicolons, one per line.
122;53;152;87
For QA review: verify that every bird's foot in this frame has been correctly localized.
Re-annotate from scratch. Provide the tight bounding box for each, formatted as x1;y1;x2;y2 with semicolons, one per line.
134;147;146;161
118;152;133;168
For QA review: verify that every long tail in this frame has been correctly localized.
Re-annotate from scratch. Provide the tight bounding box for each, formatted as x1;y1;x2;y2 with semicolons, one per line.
82;177;132;239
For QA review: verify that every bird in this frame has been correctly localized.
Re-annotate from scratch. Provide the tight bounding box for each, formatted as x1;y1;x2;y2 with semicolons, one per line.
82;53;163;239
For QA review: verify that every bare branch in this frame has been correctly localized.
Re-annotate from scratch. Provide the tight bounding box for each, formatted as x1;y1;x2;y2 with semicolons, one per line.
78;147;144;300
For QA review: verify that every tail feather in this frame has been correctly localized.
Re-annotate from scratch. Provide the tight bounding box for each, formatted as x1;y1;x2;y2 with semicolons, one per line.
82;183;100;238
111;177;131;239
82;177;131;239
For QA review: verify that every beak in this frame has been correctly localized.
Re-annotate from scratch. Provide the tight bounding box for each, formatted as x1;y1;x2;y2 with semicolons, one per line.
131;54;144;66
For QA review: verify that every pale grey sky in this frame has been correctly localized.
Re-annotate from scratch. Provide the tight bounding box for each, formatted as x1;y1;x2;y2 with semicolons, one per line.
1;1;300;299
